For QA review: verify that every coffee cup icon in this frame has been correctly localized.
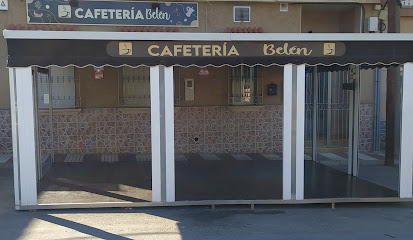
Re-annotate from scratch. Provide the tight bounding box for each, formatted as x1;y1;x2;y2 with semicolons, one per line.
186;6;194;17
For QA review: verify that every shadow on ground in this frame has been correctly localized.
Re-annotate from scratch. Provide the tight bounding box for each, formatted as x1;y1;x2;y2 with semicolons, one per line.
1;158;413;240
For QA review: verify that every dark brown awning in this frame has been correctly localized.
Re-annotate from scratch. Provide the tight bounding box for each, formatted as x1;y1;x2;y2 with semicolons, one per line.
6;36;413;68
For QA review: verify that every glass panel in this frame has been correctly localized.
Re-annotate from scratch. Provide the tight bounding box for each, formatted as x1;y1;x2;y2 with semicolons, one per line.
0;107;13;206
353;67;399;197
174;66;282;201
36;66;153;204
304;66;399;199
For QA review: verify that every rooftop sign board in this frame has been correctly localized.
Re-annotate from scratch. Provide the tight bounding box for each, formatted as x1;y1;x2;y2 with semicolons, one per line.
27;0;198;27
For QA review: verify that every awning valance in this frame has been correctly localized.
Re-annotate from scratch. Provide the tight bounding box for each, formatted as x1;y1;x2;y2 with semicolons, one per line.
5;31;413;68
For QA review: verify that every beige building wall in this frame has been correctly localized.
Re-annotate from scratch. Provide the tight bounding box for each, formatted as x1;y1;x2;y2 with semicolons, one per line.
0;2;302;110
301;4;362;33
0;1;387;110
401;16;413;33
0;0;28;108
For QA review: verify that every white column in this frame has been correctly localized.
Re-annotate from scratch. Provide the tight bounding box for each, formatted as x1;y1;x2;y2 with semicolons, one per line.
150;66;175;202
283;64;293;200
150;66;162;202
164;67;175;202
13;67;37;206
9;68;20;207
400;63;413;198
295;64;306;200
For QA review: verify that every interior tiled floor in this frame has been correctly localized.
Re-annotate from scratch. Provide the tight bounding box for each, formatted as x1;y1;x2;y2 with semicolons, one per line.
35;153;398;204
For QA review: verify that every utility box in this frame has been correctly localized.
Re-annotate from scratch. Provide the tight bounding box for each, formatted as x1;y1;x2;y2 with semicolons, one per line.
368;17;379;32
185;79;194;101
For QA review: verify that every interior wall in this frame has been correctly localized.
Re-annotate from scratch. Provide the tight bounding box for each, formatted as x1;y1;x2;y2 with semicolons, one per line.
360;69;375;104
177;66;228;106
79;67;119;108
262;66;284;105
176;66;283;107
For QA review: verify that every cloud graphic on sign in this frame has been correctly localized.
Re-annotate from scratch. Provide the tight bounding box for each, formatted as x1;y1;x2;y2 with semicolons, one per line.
190;20;198;27
34;11;44;18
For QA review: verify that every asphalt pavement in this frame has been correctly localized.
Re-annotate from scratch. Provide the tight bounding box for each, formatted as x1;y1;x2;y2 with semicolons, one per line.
1;163;413;240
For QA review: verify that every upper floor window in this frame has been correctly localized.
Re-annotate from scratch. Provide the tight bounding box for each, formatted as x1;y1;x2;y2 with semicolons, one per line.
234;6;251;22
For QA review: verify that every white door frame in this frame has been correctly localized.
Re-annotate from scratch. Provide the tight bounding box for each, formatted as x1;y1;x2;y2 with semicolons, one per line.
9;67;38;208
400;63;413;198
150;66;175;202
283;64;305;200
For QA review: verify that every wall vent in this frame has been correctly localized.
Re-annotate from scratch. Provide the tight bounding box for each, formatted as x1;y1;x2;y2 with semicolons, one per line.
280;3;288;12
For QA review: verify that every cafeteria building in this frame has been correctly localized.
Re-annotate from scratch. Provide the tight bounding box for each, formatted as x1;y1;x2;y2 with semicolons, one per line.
1;0;413;209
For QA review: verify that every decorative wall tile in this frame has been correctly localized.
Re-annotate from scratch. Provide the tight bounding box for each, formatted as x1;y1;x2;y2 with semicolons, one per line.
0;110;12;154
222;131;238;144
0;104;290;155
223;143;239;153
188;119;205;132
239;130;256;144
173;105;284;154
205;119;222;132
205;132;222;144
256;142;272;154
187;107;205;120
358;104;374;152
188;132;204;144
239;143;256;153
256;131;272;143
203;144;223;153
187;144;203;153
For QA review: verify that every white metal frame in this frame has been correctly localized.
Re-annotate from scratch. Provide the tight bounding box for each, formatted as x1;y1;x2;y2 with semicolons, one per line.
150;66;175;203
9;67;38;207
7;31;413;42
283;64;305;200
164;67;175;202
295;65;306;200
150;67;162;202
400;63;413;198
283;65;293;200
9;69;20;207
347;65;360;176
